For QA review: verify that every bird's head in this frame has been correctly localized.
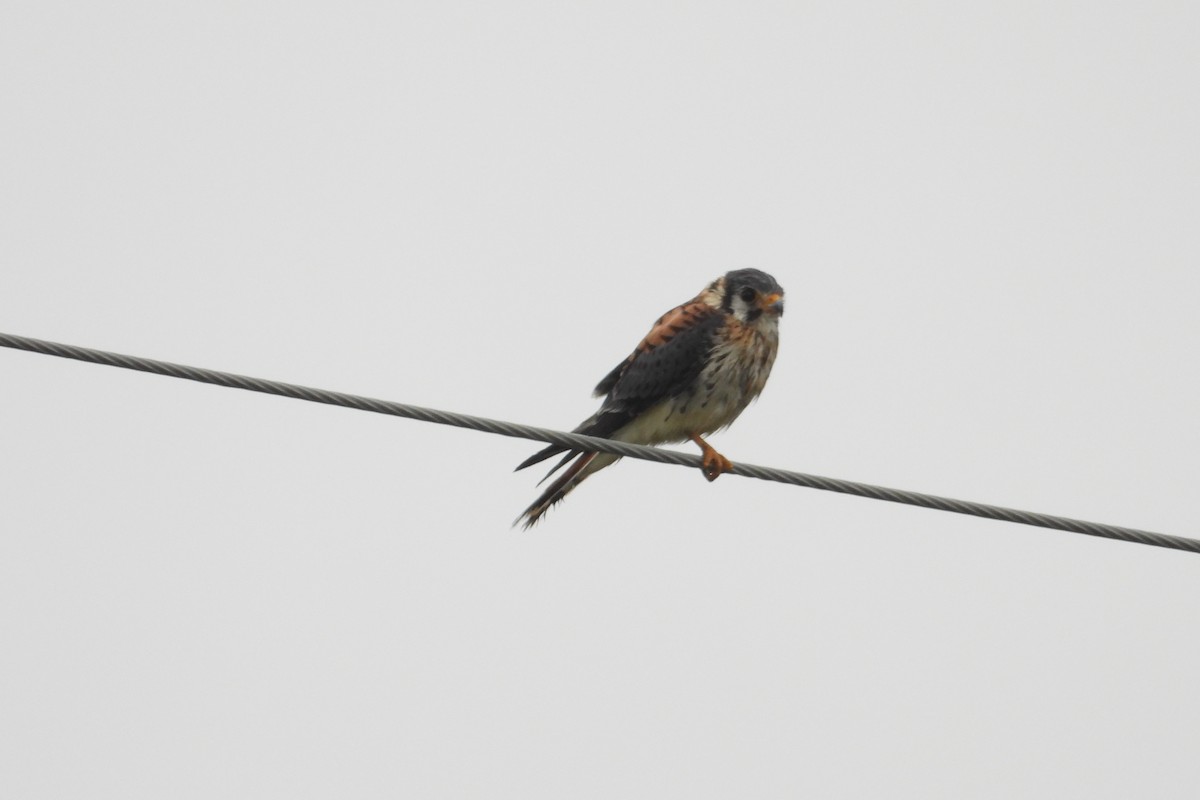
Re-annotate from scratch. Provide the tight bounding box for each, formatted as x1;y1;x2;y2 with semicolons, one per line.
718;268;785;326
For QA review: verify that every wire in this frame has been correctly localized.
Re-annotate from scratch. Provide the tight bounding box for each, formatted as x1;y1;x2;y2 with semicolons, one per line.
2;330;1196;555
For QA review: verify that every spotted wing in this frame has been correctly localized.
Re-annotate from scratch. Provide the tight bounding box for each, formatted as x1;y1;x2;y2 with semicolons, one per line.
595;301;722;420
516;301;722;474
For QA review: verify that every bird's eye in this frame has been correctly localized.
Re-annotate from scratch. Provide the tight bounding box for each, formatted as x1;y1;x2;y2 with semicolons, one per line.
739;287;757;303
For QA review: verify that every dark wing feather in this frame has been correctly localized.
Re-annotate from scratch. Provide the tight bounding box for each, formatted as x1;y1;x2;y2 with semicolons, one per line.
516;442;571;472
599;302;722;418
515;301;722;475
593;361;624;399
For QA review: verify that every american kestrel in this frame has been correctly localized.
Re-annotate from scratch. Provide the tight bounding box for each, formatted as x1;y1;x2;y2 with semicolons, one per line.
516;268;784;527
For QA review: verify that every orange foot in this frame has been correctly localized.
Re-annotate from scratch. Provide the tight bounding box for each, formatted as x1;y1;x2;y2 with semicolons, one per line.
690;434;733;482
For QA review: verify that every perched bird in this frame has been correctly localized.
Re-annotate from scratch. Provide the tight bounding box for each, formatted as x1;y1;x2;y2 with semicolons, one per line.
515;268;784;527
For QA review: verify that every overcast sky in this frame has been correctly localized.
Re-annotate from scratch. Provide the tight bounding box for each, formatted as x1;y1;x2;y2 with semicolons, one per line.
3;2;1199;798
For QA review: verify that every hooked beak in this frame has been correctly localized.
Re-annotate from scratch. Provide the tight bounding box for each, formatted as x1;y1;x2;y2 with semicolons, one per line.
758;292;784;316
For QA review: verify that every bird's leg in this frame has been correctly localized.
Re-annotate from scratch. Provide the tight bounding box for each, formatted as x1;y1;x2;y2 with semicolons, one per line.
689;434;733;482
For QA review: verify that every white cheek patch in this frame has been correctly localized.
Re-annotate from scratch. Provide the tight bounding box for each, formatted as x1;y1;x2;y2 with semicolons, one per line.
729;297;751;322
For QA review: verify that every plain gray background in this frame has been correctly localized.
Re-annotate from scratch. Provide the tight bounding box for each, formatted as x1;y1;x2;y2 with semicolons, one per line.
3;2;1198;797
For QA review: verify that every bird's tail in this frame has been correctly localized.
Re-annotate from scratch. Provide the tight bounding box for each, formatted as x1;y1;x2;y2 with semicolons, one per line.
514;451;618;528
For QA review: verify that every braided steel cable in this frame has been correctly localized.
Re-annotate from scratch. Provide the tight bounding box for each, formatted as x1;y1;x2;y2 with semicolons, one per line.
2;331;1196;555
